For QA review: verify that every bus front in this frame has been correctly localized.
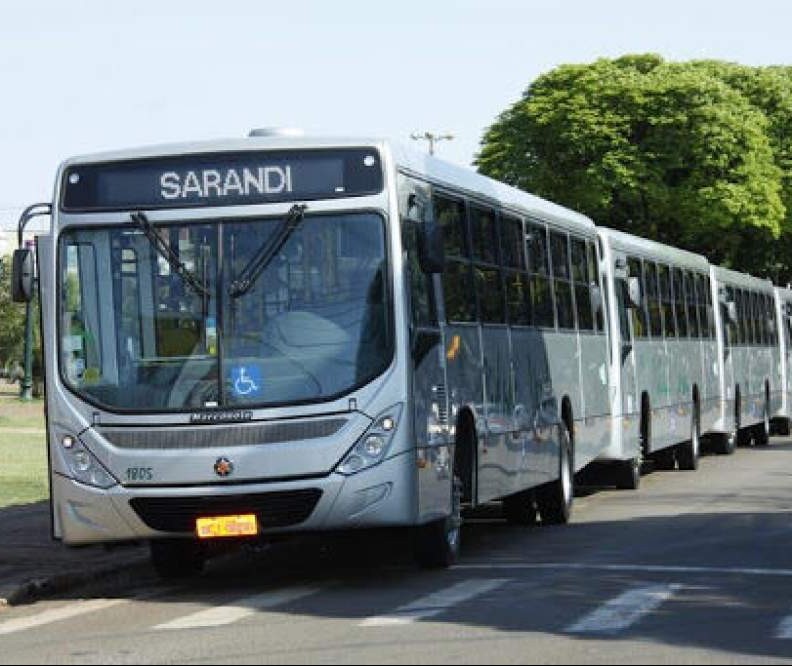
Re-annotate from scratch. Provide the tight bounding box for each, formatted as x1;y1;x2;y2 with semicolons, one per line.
39;138;415;573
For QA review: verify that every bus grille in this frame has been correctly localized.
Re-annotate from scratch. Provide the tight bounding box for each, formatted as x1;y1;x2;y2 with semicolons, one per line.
98;418;348;450
129;489;323;533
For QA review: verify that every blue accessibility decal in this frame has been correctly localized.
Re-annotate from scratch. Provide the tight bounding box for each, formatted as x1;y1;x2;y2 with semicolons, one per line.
229;365;264;399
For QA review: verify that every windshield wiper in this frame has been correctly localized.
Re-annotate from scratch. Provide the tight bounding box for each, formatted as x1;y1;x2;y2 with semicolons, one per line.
131;212;209;298
229;204;307;298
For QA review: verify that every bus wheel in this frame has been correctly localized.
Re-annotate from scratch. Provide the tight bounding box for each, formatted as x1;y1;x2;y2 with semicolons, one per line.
677;412;701;471
415;475;462;568
503;489;538;525
652;447;676;471
711;428;737;455
615;457;641;490
536;424;573;525
754;405;771;447
150;539;206;580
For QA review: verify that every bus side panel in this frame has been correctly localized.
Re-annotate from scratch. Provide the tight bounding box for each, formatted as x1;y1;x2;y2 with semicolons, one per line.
701;341;720;435
443;323;485;499
544;331;579;465
510;327;556;490
478;325;517;502
575;332;612;469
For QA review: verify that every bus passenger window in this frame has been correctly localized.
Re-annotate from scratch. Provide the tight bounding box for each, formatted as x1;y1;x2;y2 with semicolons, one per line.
628;257;647;338
686;271;700;338
673;268;688;338
589;241;604;333
645;262;662;338
659;265;676;338
526;222;554;328
435;195;476;323
550;231;574;330
572;237;593;331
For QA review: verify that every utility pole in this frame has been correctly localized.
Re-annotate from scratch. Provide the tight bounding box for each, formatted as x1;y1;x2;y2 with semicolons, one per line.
410;131;454;156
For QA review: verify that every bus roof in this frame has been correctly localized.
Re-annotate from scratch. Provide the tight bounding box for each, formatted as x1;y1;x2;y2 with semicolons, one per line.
59;134;596;236
713;264;775;292
391;142;595;235
596;227;710;272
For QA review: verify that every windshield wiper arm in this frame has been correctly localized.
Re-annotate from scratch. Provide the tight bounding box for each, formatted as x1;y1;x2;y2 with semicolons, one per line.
131;212;209;298
229;204;307;298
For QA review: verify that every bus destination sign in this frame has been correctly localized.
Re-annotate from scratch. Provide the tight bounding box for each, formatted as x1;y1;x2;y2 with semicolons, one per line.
61;148;383;212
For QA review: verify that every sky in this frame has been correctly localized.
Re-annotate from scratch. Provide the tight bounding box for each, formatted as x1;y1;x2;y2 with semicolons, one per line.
1;0;791;231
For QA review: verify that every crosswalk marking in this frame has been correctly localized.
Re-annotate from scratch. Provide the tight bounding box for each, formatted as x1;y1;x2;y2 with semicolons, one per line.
566;583;682;635
359;578;509;627
153;586;321;631
0;598;127;636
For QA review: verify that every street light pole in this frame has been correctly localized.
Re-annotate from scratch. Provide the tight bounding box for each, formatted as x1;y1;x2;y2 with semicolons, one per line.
410;131;454;156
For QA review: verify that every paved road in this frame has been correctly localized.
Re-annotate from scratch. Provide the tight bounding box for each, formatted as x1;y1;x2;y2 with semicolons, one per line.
2;440;792;664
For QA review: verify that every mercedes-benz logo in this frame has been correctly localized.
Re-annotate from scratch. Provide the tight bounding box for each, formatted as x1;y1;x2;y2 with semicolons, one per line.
214;457;234;477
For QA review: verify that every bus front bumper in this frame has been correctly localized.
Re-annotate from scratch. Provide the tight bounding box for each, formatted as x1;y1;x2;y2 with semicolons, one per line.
53;450;416;546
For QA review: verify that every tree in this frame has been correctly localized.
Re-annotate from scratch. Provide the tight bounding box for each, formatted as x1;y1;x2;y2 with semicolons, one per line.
0;255;27;374
476;55;786;278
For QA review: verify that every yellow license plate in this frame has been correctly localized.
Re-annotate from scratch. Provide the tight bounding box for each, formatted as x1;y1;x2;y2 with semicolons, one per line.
196;514;258;539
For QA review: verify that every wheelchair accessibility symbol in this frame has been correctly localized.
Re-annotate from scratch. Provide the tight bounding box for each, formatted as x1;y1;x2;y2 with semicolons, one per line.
230;365;264;399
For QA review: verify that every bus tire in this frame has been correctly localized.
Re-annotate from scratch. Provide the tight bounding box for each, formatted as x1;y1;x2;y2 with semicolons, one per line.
615;457;641;490
150;539;206;580
754;404;771;447
536;423;573;525
652;446;676;471
711;428;737;455
503;490;538;525
677;408;701;471
414;475;462;569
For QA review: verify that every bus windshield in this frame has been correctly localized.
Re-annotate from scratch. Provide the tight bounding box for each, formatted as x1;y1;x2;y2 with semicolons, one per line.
58;212;392;412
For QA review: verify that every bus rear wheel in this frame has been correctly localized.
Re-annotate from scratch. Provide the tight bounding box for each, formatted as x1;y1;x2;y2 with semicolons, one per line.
677;412;700;471
150;539;206;580
615;457;641;490
536;424;573;525
711;428;737;455
503;489;538;525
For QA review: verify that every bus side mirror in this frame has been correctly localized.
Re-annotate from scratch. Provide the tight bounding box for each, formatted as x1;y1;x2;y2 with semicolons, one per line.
11;248;34;303
418;221;445;274
627;276;642;309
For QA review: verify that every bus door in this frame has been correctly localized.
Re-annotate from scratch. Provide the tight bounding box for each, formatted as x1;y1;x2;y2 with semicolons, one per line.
615;257;638;425
784;302;792;409
402;183;451;522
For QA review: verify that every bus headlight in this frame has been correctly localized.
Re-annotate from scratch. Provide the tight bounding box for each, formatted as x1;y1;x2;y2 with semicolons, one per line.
337;404;403;476
60;433;118;489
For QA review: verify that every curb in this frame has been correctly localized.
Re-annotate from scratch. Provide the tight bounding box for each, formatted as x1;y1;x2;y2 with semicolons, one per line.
0;554;149;608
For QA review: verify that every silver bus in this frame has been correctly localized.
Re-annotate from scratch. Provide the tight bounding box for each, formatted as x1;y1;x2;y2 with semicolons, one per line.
773;286;792;435
13;132;615;576
710;267;782;448
597;229;720;472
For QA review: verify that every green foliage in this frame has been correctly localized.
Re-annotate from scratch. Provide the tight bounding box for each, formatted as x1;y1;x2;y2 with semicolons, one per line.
0;256;27;370
476;55;790;280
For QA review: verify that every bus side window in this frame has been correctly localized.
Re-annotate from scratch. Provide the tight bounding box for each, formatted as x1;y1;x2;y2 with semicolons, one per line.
705;277;716;339
645;261;662;338
685;270;700;339
470;205;505;324
436;195;476;323
571;237;593;331
659;264;675;338
673;268;688;338
627;257;646;338
588;240;604;333
502;214;530;326
402;190;438;328
526;221;554;328
550;230;574;330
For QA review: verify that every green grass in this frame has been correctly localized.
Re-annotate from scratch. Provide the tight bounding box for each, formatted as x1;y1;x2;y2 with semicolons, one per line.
0;391;48;508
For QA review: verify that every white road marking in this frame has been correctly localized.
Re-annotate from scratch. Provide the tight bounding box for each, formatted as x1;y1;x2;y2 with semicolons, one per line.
776;613;792;639
0;598;129;636
360;578;509;627
455;561;792;578
566;583;682;635
154;586;320;631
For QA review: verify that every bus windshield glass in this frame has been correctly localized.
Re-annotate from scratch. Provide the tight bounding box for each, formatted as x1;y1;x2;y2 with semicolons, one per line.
58;212;391;412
